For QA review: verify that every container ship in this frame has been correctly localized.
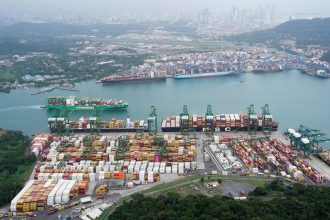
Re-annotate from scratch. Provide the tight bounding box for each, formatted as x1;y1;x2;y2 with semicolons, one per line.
45;96;128;110
161;113;279;132
99;72;167;83
48;117;148;133
174;71;239;79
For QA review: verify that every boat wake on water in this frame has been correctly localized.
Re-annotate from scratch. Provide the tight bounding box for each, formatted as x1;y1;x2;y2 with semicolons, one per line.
216;80;243;89
0;105;43;112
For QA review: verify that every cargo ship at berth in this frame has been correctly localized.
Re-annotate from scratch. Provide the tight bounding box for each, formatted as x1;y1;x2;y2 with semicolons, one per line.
99;72;167;83
48;117;148;133
174;71;239;79
45;96;128;110
161;114;279;132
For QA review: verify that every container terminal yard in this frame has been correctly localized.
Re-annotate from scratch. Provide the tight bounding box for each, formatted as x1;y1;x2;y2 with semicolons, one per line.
3;103;330;220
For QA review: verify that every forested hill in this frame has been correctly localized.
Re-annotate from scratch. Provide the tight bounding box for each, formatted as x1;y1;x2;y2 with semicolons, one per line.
109;181;330;220
230;18;330;47
0;129;34;206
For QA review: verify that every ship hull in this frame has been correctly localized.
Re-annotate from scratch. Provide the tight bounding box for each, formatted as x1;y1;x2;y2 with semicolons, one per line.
161;125;278;132
46;105;128;111
101;77;167;83
52;128;148;133
174;71;239;79
253;69;283;73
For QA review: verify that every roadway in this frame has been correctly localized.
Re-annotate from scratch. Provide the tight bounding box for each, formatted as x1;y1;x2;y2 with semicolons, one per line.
196;137;205;170
307;155;330;182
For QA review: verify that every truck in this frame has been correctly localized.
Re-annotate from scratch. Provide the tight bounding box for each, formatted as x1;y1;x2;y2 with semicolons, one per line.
57;205;65;211
69;201;80;208
26;212;36;217
47;209;57;215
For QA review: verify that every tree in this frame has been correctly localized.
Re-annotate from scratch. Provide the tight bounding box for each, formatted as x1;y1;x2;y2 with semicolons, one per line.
253;187;268;196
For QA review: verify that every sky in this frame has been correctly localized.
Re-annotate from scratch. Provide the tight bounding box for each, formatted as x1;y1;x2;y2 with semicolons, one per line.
0;0;329;18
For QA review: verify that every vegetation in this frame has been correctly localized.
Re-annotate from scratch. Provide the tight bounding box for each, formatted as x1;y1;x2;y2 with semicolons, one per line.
0;53;149;83
109;180;330;220
230;18;330;48
0;22;154;83
0;129;34;207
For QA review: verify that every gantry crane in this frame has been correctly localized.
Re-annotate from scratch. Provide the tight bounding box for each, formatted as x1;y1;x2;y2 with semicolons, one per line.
148;106;157;134
154;135;168;161
180;105;190;135
310;136;330;155
292;132;302;149
115;136;130;160
297;125;320;137
297;125;323;155
261;104;273;135
89;107;103;134
82;136;93;160
135;129;144;139
48;108;71;136
300;138;311;157
204;105;214;135
247;104;258;135
288;125;330;157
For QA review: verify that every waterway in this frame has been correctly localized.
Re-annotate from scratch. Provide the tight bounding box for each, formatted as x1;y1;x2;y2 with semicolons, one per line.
0;69;329;145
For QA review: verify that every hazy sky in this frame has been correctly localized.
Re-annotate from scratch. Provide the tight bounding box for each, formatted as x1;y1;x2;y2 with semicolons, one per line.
1;0;329;17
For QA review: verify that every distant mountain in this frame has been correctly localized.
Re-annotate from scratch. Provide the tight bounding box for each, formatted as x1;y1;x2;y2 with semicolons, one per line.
230;18;330;48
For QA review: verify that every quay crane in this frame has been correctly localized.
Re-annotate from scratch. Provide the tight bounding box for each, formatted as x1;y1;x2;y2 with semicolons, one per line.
204;105;214;135
89;107;104;134
310;136;330;155
48;108;72;136
287;125;330;157
261;104;273;135
247;104;258;135
180;105;190;135
148;106;158;134
297;125;320;137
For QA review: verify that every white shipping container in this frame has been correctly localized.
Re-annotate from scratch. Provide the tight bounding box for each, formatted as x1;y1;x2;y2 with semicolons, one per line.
77;173;84;182
55;180;70;204
159;167;165;174
214;136;220;144
99;171;105;180
139;171;145;182
153;167;159;173
110;165;115;172
184;162;191;170
10;180;35;211
89;173;96;182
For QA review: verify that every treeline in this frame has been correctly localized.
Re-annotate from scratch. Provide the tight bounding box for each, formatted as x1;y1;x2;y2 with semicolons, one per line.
0;129;34;206
230;18;330;48
109;180;330;220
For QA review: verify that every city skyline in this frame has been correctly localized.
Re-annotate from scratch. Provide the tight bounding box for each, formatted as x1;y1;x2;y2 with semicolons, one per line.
0;0;328;23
